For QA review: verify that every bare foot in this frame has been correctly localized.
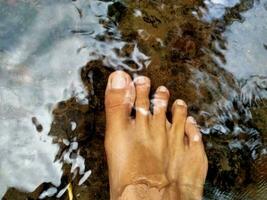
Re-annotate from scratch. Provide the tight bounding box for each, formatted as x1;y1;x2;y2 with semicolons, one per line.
166;100;208;200
104;71;208;200
104;71;169;199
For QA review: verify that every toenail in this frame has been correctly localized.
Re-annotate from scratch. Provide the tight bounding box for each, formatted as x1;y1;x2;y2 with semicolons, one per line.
188;116;197;124
152;99;167;107
157;86;168;92
176;99;186;106
134;76;148;85
135;107;150;116
193;134;201;142
111;72;127;89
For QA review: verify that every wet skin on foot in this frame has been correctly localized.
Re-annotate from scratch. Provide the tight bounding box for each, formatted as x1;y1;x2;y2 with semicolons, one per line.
104;71;208;200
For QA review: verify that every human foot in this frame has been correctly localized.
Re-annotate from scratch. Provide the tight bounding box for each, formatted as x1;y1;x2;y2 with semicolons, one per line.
104;71;208;200
104;71;169;199
165;100;208;200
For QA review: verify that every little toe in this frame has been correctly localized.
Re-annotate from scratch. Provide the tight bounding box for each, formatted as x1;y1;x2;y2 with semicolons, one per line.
185;116;204;148
170;99;188;142
152;86;170;125
134;76;151;126
105;71;135;130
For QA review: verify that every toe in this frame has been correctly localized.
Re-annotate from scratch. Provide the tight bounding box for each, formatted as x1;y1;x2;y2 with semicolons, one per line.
105;71;135;129
134;76;151;125
170;99;188;141
152;86;169;125
185;116;204;148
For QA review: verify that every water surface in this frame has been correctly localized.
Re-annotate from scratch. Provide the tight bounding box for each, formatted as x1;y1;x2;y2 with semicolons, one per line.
0;0;266;199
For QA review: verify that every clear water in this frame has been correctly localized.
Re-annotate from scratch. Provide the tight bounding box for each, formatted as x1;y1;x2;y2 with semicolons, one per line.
0;0;266;199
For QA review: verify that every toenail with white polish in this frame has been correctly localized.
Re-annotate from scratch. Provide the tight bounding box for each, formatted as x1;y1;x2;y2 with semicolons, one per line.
134;76;147;85
152;99;167;107
153;99;167;114
176;99;186;106
193;134;201;142
135;107;150;115
188;116;197;124
157;86;168;92
111;72;127;89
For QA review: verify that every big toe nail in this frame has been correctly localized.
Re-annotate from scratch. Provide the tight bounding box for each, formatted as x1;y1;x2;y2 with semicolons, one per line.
105;71;135;127
110;72;127;89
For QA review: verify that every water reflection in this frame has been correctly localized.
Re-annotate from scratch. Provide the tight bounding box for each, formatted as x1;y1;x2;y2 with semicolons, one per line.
219;0;267;79
205;0;267;80
201;0;267;198
0;0;266;199
202;0;241;20
0;0;150;198
0;0;110;198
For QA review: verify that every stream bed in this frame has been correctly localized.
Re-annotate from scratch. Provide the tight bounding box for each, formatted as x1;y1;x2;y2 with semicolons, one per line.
0;0;266;199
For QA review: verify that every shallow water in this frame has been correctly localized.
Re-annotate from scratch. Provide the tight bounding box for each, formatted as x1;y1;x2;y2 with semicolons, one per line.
0;0;266;199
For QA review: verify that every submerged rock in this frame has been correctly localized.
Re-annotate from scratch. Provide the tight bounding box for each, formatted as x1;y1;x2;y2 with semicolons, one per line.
108;2;127;22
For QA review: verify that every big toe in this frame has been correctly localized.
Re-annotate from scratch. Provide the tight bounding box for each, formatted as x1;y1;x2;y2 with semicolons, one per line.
105;71;135;130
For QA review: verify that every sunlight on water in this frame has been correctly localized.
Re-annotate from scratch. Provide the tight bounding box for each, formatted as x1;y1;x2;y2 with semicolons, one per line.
217;0;267;78
198;0;267;198
210;0;267;104
202;0;240;20
0;0;266;199
0;1;88;197
0;0;150;198
203;0;267;108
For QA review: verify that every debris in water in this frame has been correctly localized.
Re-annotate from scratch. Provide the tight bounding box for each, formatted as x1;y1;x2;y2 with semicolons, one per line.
78;170;92;186
31;117;43;132
67;183;73;200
